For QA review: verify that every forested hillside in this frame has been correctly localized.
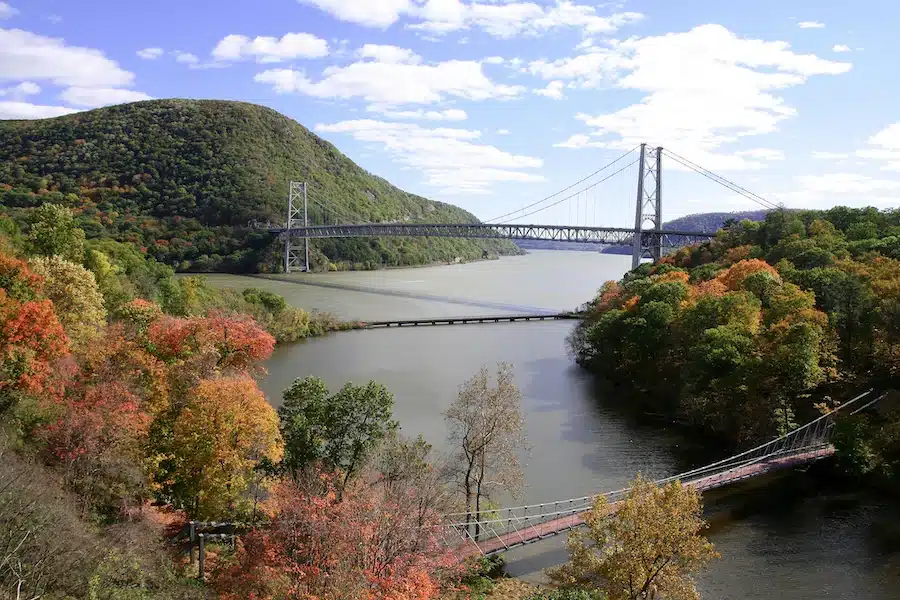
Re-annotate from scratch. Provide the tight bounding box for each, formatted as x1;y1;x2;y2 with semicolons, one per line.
0;99;520;272
570;206;900;480
663;210;770;233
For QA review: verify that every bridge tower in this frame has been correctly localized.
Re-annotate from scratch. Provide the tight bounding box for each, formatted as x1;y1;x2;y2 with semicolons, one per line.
283;181;309;273
631;144;663;269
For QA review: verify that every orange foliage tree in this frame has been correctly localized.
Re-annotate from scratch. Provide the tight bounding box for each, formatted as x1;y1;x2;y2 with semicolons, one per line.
213;475;454;600
168;376;283;518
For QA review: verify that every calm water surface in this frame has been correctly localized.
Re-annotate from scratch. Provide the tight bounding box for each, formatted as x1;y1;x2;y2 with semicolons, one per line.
205;251;900;599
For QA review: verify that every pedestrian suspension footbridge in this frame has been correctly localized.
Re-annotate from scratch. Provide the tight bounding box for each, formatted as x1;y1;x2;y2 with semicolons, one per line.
441;389;885;558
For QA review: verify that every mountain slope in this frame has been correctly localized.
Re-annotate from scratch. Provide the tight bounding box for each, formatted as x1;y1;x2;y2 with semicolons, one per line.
0;99;520;272
663;209;771;233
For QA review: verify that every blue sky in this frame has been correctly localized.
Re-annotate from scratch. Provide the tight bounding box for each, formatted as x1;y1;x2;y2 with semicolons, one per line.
2;0;900;227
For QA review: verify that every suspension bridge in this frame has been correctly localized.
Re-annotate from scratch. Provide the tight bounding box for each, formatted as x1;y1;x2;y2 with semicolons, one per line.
442;389;885;559
264;144;782;273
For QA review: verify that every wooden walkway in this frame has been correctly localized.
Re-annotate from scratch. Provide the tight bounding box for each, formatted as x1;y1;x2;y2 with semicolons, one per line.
362;313;581;328
453;446;834;559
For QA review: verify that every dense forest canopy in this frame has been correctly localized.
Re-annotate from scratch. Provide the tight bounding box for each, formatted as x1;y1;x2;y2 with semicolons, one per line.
0;99;520;272
570;206;900;476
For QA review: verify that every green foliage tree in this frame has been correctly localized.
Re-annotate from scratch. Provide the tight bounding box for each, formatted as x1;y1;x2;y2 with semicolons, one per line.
24;203;86;263
278;376;398;488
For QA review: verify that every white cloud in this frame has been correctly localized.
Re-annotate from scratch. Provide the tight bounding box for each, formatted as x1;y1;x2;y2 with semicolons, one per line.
0;80;39;97
357;44;420;64
553;133;608;149
368;106;468;120
173;51;199;65
483;56;505;65
60;87;153;108
45;14;62;24
212;33;328;63
255;58;523;105
298;0;642;39
314;119;544;193
812;151;849;159
856;123;900;170
547;24;850;170
496;128;510;135
0;3;17;19
736;148;785;161
0;100;78;119
798;21;825;29
0;28;134;87
137;47;164;60
412;2;643;39
297;0;411;27
792;173;900;195
832;44;851;53
535;80;565;99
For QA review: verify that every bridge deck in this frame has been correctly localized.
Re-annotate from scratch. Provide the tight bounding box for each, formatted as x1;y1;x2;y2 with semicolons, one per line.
362;313;580;328
454;446;833;559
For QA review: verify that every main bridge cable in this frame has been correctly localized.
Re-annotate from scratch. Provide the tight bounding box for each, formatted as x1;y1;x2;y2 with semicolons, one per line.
484;145;641;224
661;148;781;211
305;187;368;226
493;157;641;224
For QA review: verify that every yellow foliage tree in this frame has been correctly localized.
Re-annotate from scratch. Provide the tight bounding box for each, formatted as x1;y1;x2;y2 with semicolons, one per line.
549;475;718;600
172;376;284;518
28;255;106;348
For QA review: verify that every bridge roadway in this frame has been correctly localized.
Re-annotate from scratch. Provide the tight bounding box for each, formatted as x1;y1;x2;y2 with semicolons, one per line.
269;223;714;247
453;445;834;559
361;313;582;328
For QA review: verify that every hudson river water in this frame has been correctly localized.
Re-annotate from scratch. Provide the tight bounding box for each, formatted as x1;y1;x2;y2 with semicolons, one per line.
204;251;900;599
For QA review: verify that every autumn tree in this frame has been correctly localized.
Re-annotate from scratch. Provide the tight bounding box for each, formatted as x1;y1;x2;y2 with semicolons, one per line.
549;475;718;600
0;294;69;409
147;312;275;375
278;376;397;489
445;362;527;540
212;475;452;600
29;256;107;348
168;377;283;519
24;203;86;263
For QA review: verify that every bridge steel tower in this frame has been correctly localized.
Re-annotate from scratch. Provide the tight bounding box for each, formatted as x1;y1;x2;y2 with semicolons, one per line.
630;144;663;269
283;181;309;273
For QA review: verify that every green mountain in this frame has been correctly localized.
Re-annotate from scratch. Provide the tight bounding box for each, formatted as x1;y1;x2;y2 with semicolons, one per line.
0;99;521;272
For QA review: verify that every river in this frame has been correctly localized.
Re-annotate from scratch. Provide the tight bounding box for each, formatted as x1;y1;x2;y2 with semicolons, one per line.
204;250;900;599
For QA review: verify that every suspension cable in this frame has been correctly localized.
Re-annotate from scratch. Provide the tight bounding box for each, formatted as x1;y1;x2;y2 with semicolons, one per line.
662;149;781;211
484;145;640;224
502;157;640;223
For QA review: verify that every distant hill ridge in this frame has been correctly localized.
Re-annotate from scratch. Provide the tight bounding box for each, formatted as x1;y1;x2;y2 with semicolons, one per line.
0;99;519;272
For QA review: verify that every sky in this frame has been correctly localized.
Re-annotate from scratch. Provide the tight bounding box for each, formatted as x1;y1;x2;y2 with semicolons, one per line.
2;0;900;227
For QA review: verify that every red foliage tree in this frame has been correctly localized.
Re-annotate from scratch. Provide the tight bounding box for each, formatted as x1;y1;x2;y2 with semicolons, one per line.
0;292;70;396
213;475;454;600
148;312;275;374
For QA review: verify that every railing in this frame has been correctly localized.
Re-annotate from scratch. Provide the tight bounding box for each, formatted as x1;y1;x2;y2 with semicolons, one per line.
443;389;881;554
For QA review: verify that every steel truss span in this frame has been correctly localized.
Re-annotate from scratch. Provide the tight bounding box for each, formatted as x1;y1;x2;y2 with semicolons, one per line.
270;223;713;247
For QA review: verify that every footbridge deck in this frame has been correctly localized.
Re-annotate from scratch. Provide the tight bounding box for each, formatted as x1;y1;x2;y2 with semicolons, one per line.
443;389;882;559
